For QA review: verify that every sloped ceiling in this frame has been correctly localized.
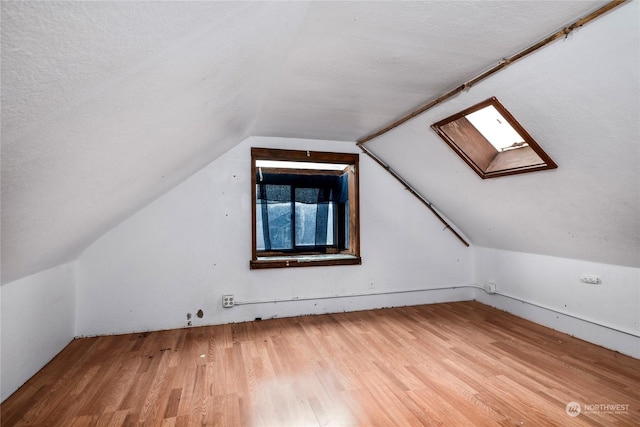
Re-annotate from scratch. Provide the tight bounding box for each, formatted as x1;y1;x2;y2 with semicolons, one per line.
367;0;639;268
1;1;635;284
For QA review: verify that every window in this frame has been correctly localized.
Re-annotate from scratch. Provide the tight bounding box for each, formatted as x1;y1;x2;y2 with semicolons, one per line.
250;147;361;269
431;97;557;179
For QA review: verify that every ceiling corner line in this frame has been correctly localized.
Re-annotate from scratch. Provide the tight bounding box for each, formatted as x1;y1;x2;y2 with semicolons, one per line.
358;143;470;248
356;0;627;147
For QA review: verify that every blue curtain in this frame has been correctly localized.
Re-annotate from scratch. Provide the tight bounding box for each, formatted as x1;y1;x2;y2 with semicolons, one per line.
256;172;348;251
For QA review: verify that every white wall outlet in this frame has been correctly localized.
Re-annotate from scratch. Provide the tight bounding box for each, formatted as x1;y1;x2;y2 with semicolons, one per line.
581;275;601;285
484;282;496;294
222;295;235;308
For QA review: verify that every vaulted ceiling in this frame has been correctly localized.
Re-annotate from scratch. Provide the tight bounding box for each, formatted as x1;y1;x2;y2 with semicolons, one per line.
2;1;637;284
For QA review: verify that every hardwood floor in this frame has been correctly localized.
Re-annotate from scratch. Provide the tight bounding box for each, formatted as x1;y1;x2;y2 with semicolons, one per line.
2;301;639;426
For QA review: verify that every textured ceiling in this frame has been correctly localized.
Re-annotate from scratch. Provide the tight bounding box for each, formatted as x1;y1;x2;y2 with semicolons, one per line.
2;0;633;284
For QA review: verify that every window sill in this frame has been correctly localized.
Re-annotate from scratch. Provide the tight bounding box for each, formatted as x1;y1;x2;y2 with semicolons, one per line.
250;254;361;269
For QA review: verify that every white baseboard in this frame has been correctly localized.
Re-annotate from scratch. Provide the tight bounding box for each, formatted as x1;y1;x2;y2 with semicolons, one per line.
474;289;640;359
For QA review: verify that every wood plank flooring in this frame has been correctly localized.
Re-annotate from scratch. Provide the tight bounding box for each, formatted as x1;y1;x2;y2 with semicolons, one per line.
2;301;639;426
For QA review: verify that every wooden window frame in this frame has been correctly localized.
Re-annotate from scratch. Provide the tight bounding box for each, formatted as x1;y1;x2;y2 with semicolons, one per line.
431;97;557;179
250;147;361;269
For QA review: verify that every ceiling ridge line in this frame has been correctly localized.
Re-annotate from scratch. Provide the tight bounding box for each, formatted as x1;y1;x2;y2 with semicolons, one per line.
356;0;626;146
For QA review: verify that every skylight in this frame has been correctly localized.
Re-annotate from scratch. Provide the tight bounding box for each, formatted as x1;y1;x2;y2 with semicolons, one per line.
465;105;526;152
431;97;557;179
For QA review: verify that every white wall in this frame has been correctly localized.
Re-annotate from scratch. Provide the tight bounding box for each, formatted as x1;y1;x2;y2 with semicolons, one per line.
2;137;637;407
76;137;475;336
474;247;640;358
1;262;76;402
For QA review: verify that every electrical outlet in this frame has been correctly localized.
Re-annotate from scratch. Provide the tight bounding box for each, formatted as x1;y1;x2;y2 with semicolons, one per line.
484;282;496;294
222;295;234;308
581;275;601;285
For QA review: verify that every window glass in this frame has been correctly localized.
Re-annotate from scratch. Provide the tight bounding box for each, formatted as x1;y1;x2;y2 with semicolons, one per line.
465;105;526;152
